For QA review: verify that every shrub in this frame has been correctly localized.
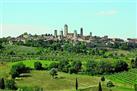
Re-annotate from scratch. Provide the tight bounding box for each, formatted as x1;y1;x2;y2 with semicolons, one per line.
107;81;114;88
10;62;28;78
101;76;105;81
48;62;58;70
131;57;137;68
58;59;70;73
85;60;97;75
69;67;77;74
34;61;43;70
97;60;113;74
49;68;58;79
5;79;16;90
71;60;82;74
114;60;128;72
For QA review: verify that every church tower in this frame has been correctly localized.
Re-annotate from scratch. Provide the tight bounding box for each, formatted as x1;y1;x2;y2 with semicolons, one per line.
54;30;57;38
74;30;77;39
64;24;68;37
90;32;92;38
60;30;63;39
80;27;83;36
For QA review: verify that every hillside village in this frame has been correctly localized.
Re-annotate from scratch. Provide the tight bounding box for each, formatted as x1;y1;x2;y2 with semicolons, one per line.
4;24;137;47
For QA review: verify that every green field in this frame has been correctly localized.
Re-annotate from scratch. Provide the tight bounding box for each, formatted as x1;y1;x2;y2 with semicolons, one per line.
106;69;137;86
0;43;137;91
0;60;135;91
10;60;57;68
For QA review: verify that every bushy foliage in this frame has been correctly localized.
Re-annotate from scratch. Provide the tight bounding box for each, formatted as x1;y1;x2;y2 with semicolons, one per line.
131;57;137;68
34;61;43;70
58;59;70;73
97;60;113;74
10;62;29;78
71;60;82;74
86;60;97;75
49;68;58;79
48;62;58;70
114;60;128;72
85;60;128;75
5;79;16;90
101;76;105;81
0;44;4;49
107;81;114;88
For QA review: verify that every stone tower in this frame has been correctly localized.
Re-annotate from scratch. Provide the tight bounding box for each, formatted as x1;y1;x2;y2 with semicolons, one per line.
60;30;63;39
90;32;92;38
64;24;68;37
74;30;77;39
80;27;83;36
54;30;57;38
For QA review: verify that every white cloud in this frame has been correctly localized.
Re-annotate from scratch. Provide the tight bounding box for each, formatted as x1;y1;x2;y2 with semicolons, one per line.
96;10;118;16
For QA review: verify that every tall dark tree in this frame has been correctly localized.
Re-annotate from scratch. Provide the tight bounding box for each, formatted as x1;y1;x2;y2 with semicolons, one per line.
134;84;137;91
0;78;5;89
76;78;78;91
98;81;102;91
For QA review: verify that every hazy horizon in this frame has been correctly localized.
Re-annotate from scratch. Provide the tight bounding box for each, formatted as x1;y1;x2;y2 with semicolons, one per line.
0;0;137;39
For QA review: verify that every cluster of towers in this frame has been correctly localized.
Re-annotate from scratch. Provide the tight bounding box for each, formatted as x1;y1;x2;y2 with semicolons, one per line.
54;24;92;40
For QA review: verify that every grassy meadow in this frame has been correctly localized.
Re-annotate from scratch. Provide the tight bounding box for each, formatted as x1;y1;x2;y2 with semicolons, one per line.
0;45;137;91
0;60;135;91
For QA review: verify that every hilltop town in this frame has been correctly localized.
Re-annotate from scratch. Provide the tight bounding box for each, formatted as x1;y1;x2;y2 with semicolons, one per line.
3;24;137;47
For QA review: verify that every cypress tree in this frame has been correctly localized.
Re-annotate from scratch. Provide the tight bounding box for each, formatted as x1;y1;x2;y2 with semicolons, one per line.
0;78;5;89
98;81;102;91
76;78;78;91
134;84;137;91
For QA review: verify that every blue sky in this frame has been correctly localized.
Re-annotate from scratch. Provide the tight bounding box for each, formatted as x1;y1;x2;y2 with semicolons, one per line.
0;0;137;39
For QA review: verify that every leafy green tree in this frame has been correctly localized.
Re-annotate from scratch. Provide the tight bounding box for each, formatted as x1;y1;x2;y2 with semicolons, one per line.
48;62;58;70
0;78;5;89
131;57;137;68
58;59;69;73
0;44;4;49
49;68;58;79
71;60;82;74
107;81;114;88
10;62;29;78
101;76;105;82
97;60;113;74
107;81;114;91
5;79;16;90
114;60;128;72
98;81;102;91
76;78;78;91
86;60;97;75
34;61;43;70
